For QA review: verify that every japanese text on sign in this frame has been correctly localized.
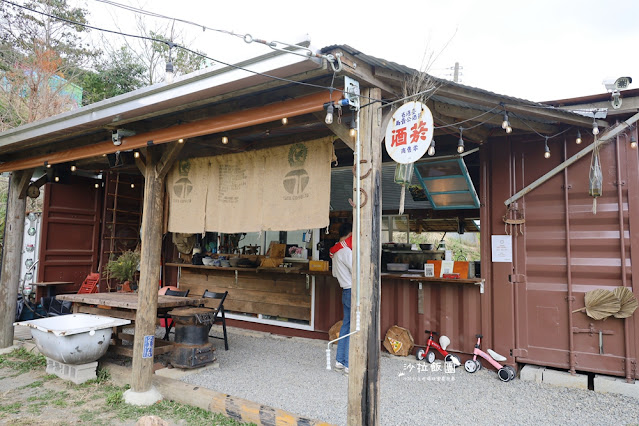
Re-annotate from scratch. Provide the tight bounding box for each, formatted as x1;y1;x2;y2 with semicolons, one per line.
385;101;433;164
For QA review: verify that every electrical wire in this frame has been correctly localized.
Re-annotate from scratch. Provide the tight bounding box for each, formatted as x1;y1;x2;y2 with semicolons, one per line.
0;0;387;104
509;111;573;140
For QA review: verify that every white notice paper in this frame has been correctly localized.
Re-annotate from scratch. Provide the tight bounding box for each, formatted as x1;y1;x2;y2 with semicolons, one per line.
491;235;513;262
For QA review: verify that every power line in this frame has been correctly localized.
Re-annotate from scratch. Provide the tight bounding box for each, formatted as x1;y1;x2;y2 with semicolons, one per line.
0;0;387;104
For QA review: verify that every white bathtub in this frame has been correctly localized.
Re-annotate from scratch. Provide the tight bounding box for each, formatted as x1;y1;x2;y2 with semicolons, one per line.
15;314;131;364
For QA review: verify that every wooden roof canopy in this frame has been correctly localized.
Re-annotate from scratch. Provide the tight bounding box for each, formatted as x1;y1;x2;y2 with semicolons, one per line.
0;44;607;188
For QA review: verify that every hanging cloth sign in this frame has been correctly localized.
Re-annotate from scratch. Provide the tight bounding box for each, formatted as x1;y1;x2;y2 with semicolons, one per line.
167;138;333;234
385;101;433;164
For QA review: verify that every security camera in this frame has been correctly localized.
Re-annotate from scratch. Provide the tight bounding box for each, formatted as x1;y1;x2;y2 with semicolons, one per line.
111;129;136;146
603;76;633;92
112;130;121;146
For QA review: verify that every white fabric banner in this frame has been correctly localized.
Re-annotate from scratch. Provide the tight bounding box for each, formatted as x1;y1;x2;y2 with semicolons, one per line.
167;157;209;234
167;138;332;233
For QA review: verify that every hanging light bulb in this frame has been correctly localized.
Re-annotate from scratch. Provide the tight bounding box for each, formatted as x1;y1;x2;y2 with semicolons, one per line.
325;103;334;125
70;165;77;172
130;182;135;189
46;162;51;168
544;138;551;159
592;118;599;135
165;60;174;84
576;130;582;144
502;112;509;130
54;176;60;182
281;117;288;125
631;134;638;149
427;140;435;156
506;125;512;134
457;128;465;154
178;138;184;144
133;151;140;159
222;136;229;144
349;118;357;139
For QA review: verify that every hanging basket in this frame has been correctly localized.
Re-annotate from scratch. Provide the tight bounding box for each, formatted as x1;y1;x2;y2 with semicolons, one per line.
612;287;638;319
572;289;620;321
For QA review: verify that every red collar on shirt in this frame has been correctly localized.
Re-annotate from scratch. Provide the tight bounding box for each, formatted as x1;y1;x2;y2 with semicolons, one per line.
329;235;352;257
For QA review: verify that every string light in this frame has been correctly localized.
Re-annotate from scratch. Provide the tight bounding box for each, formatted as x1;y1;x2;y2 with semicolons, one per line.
222;136;229;144
130;182;135;189
502;112;509;129
281;117;288;125
544;137;551;159
94;183;99;188
325;104;334;125
457;128;465;154
133;151;140;158
178;138;184;143
428;140;436;156
45;162;51;168
592;118;599;136
576;130;582;144
70;165;76;172
631;134;637;149
54;176;60;182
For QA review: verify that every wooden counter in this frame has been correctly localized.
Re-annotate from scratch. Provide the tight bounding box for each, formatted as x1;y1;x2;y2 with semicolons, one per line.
169;263;314;322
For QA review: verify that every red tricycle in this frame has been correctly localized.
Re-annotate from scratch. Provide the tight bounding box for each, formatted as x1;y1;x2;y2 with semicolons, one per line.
415;329;461;367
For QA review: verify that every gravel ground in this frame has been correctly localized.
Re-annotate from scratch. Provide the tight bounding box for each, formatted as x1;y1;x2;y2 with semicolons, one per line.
181;327;639;425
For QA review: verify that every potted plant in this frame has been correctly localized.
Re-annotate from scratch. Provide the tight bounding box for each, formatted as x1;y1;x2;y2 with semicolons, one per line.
103;249;141;291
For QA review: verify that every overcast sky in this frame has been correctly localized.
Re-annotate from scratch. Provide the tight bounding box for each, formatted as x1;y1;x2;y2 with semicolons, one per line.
80;0;639;103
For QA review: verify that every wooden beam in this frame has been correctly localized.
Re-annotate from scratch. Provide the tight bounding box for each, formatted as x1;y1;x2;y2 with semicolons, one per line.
373;67;607;129
433;102;559;134
31;173;48;188
156;141;184;180
332;49;399;96
0;171;28;347
135;155;146;178
128;146;164;398
348;87;382;425
16;169;34;200
312;112;355;150
431;110;492;143
0;90;340;173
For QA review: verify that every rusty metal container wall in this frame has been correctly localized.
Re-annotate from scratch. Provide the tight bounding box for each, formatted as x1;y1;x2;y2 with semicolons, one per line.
379;279;481;355
487;133;638;378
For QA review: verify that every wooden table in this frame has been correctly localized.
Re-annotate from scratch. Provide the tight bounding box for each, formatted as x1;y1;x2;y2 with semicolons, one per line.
32;281;74;299
57;292;204;357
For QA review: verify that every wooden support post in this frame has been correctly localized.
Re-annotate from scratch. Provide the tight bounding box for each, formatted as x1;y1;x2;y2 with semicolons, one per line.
348;87;382;425
0;170;31;347
128;147;164;400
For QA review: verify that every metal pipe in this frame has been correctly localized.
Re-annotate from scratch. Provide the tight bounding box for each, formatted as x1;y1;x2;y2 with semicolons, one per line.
563;138;576;375
326;104;362;370
505;111;639;206
614;131;632;382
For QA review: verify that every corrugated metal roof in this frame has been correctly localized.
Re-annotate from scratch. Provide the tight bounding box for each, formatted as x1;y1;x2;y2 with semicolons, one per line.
321;45;590;121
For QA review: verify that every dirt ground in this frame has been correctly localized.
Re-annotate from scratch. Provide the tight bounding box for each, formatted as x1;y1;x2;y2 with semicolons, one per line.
0;346;243;426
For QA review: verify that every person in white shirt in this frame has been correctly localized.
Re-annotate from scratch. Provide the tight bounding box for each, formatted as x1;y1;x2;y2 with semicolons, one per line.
330;223;352;373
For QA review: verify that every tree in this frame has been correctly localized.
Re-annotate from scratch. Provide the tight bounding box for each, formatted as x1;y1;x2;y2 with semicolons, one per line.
80;45;147;105
0;0;96;130
119;17;206;85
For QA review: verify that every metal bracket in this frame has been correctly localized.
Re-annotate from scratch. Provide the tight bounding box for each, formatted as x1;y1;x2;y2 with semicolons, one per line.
572;323;614;337
476;279;485;294
565;296;576;302
235;270;238;286
305;274;310;290
343;76;360;109
508;274;526;284
614;181;626;187
561;184;572;190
